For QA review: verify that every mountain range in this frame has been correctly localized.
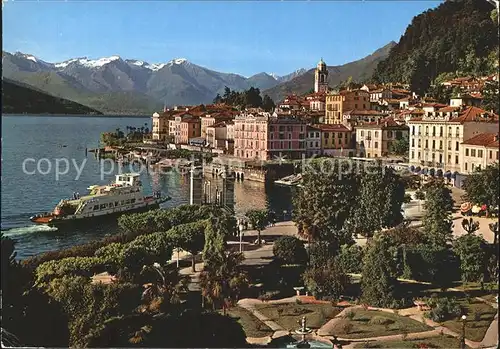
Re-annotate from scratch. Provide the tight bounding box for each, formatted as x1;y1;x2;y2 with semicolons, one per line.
2;51;311;114
2;43;392;115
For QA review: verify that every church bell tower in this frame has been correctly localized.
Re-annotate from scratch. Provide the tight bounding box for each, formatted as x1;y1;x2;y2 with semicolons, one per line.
314;58;328;93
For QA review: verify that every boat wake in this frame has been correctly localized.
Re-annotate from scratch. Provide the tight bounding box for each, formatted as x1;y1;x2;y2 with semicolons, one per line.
1;224;58;237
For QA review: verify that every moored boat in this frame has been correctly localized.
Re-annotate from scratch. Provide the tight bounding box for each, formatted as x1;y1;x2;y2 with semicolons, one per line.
30;173;170;227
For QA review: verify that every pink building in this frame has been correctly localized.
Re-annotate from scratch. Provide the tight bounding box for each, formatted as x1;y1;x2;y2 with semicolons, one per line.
234;112;307;161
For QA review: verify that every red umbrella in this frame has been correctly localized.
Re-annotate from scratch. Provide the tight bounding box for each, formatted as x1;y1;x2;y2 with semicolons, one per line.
461;202;472;213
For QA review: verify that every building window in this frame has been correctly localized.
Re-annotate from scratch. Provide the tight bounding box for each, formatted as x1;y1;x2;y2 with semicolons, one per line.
472;163;475;171
412;139;415;147
471;149;476;157
478;150;483;158
375;131;379;138
411;151;415;159
439;140;442;150
411;126;415;136
418;152;421;158
456;127;460;137
448;127;452;136
455;155;459;164
466;149;469;156
360;131;364;137
456;142;459;151
465;163;468;171
388;131;393;138
432;126;436;136
418;139;421;148
375;142;378;148
448;154;451;163
432;140;435;149
325;133;329;138
448;141;451;150
425;140;429;148
425;126;429;135
439;126;443;137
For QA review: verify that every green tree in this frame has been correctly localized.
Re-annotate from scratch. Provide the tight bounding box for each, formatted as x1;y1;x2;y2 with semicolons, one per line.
199;251;248;315
389;136;410;155
166;221;206;272
453;234;487;282
361;234;398;307
293;159;357;250
45;276;142;347
262;94;276;112
1;234;69;347
273;236;308;265
482;79;500;114
335;244;364;274
245;209;268;246
302;260;349;301
462;163;500;214
349;165;405;238
422;180;454;247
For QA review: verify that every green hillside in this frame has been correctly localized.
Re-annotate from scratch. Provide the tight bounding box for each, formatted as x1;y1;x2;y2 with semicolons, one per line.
2;79;102;115
372;0;498;94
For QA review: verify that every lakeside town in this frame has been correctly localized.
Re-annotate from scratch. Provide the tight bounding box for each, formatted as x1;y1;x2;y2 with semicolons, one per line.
2;0;500;348
4;58;498;349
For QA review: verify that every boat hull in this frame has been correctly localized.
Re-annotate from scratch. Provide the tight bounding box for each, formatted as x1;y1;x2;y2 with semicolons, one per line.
30;197;170;229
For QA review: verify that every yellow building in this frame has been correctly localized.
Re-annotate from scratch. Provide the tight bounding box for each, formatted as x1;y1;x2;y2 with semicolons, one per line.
314;123;355;156
461;133;499;174
355;117;409;158
325;89;370;124
408;106;499;173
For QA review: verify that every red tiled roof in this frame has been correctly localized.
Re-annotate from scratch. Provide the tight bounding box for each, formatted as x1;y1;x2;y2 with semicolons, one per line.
462;133;499;148
454;106;498;123
437;106;461;113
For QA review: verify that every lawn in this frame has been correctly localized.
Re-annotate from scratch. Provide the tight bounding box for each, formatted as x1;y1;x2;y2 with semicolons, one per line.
331;309;432;339
225;306;274;338
441;299;497;342
353;335;470;348
254;302;341;330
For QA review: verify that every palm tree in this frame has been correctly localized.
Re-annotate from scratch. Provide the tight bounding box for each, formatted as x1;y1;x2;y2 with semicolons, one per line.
245;209;268;245
141;263;188;313
461;218;480;234
199;251;248;315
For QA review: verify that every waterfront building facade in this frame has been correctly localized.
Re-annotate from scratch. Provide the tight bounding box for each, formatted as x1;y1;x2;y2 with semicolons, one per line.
314;123;355;156
408;106;499;173
234;112;307;161
306;125;322;157
460;133;499;174
355;117;409;158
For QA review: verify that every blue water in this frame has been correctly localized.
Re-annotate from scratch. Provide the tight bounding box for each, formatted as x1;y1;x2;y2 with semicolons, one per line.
1;115;292;259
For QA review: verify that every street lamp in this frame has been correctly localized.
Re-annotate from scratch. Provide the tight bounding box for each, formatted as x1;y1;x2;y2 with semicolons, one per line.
460;315;467;349
239;223;245;253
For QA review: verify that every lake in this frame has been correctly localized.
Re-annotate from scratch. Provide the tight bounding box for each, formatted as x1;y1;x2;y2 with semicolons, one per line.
1;115;293;259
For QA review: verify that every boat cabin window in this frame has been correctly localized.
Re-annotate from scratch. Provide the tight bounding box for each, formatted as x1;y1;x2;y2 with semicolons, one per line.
125;199;131;204
131;199;136;204
100;204;106;209
93;205;99;210
115;201;119;207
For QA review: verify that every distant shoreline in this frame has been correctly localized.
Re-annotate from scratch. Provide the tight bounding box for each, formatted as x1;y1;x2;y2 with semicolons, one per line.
2;113;152;118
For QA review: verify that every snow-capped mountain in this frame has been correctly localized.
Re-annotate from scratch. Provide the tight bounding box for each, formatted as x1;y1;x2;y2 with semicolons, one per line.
2;51;300;109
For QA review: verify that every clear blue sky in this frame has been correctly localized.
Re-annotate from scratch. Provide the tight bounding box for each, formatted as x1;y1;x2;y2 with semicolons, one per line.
3;0;442;77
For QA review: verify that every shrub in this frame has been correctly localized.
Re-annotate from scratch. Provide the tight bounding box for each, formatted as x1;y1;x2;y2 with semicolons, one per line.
453;234;487;282
403;194;412;204
335;244;364;274
258;290;281;301
369;316;395;325
344;310;355;320
425;297;462;322
35;257;105;287
273;236;308;265
302;260;349;301
308;241;337;269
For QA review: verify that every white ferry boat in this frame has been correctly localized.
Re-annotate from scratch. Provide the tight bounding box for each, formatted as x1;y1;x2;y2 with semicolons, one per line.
30;173;170;227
